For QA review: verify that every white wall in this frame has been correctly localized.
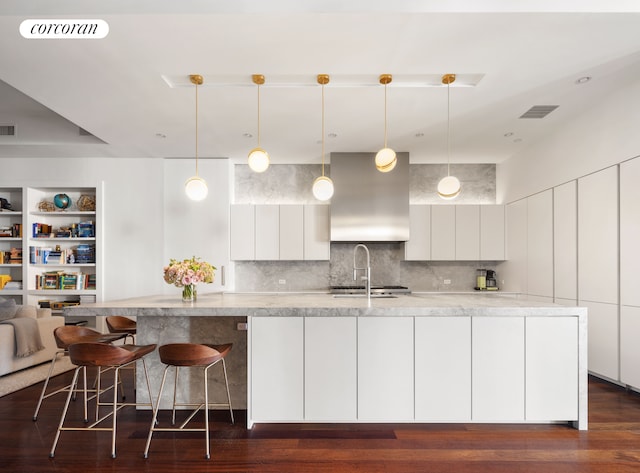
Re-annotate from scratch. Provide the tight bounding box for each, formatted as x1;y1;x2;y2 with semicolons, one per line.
0;157;165;300
497;79;640;203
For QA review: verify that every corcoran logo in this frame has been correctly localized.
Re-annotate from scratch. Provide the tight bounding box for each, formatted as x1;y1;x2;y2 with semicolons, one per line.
19;19;109;39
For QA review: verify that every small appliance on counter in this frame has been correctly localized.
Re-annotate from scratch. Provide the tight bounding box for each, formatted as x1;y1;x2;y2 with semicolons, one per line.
475;269;498;291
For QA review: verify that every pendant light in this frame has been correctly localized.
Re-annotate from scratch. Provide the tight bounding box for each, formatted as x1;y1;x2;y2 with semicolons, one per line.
312;74;334;201
375;74;397;173
248;74;270;173
184;74;208;201
437;73;461;200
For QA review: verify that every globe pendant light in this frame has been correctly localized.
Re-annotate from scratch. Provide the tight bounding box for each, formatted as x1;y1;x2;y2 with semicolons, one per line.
312;74;335;201
248;74;270;172
437;73;461;200
375;74;397;173
184;74;208;201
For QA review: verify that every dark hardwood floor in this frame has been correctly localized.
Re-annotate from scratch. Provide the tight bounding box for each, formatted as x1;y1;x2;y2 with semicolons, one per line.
2;368;640;472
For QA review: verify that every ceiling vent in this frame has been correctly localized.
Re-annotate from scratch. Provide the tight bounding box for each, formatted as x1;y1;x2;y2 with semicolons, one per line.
519;105;558;119
0;125;15;136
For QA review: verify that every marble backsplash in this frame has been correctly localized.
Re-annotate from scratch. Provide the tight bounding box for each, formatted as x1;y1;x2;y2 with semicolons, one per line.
233;163;498;293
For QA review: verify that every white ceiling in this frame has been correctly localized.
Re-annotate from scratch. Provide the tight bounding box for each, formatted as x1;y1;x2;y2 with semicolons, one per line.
1;1;639;165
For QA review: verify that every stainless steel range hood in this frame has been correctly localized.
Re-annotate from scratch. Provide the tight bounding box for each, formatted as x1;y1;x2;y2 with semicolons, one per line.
330;152;410;242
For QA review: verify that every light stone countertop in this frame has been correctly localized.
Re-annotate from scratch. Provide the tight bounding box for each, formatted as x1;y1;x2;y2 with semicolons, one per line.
64;292;587;318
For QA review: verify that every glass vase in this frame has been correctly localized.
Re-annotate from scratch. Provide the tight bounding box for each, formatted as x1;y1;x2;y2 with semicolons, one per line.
182;284;197;302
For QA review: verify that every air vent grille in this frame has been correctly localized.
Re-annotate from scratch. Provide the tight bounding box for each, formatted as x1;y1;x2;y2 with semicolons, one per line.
519;105;558;119
0;125;15;136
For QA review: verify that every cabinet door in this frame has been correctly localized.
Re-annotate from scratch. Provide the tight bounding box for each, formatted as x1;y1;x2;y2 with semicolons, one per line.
502;199;527;293
472;317;525;421
553;181;577;301
581;300;618;380
431;205;456;260
455;205;480;261
620;158;640;307
255;205;279;260
480;205;505;261
527;190;553;298
415;317;471;421
621;305;640;389
305;317;357;421
303;205;330;260
526;317;578;421
405;205;430;260
250;317;303;422
358;317;413;420
230;205;254;261
578;167;618;304
279;205;304;260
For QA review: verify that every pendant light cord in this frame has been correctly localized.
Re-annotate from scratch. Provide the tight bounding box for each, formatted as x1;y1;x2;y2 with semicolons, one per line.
257;83;261;148
195;80;199;177
321;81;326;177
446;80;451;177
383;82;389;148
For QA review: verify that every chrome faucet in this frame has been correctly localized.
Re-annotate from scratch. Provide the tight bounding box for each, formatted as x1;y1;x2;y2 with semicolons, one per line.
353;243;371;302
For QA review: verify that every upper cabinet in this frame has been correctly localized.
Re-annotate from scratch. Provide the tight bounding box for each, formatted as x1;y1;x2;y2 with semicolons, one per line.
620;158;640;308
406;204;505;262
230;204;330;261
553;181;578;302
527;190;553;298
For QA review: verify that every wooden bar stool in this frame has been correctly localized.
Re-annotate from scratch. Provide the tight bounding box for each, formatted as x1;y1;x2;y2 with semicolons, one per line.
49;341;157;459
144;343;234;460
33;326;127;421
105;316;137;344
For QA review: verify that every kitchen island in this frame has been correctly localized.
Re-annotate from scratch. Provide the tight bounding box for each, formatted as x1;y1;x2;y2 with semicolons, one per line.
65;292;587;430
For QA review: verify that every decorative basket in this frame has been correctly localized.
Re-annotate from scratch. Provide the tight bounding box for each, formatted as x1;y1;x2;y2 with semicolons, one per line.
38;201;56;212
77;195;96;211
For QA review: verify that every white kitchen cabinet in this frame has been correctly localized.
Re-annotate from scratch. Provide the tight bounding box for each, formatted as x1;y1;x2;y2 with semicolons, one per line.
578;167;618;305
526;317;578;421
480;205;505;261
621;305;640;389
620;158;640;307
472;316;525;421
581;300;618;380
405;205;431;261
553;181;578;301
279;205;304;260
502;199;527;293
255;205;279;260
305;317;357;421
303;205;330;260
527;190;553;298
415;317;471;421
431;205;456;261
250;317;304;422
358;317;414;420
230;204;255;261
455;205;480;260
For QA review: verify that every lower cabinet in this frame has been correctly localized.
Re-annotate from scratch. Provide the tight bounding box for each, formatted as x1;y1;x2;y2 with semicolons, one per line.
620;305;640;389
415;317;471;421
581;300;619;380
305;317;357;421
358;317;414;420
249;315;581;426
250;316;304;422
472;317;525;421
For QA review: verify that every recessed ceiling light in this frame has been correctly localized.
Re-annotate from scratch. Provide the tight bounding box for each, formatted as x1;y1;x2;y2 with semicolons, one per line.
503;132;514;138
155;133;166;138
514;138;523;143
575;76;592;84
328;133;338;139
243;132;253;138
415;132;424;138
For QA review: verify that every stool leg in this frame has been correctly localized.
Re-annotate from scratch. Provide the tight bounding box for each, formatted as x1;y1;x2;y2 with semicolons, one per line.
221;358;234;424
33;350;62;421
50;366;81;458
111;367;120;458
204;364;210;460
143;364;170;459
171;366;179;425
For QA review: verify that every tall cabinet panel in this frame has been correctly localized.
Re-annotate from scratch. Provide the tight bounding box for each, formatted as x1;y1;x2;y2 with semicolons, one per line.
431;205;455;261
621;305;640;388
553;181;578;302
303;205;330;260
620;157;640;307
583;301;619;380
578;167;618;305
229;205;255;261
255;205;279;260
455;205;480;260
502;199;527;293
527;190;553;298
279;205;304;260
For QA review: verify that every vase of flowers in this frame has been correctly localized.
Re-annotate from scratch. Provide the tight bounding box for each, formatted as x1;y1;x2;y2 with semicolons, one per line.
163;256;215;302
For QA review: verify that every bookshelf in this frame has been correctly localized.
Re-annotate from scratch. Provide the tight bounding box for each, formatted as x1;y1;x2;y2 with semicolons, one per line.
0;185;103;328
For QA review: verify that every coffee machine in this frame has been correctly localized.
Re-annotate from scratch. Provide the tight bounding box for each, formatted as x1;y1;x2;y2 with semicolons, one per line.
486;269;498;290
